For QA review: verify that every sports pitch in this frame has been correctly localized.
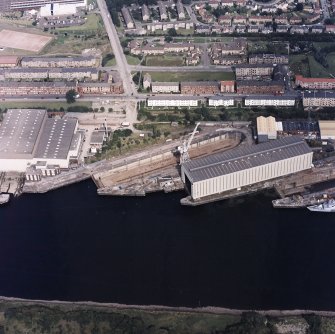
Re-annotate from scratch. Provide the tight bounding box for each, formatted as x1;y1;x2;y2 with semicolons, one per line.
0;29;52;52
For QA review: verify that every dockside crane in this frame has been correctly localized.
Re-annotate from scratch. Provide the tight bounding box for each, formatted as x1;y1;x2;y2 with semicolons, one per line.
179;122;200;164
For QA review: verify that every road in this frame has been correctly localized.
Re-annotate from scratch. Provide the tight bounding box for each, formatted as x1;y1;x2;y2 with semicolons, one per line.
128;65;234;72
96;0;136;97
320;0;330;20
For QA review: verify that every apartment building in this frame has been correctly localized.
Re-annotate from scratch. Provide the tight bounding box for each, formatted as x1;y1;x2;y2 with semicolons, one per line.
147;96;201;107
208;96;235;107
151;82;180;93
4;67;98;81
303;91;335;107
235;64;274;79
244;96;296;107
220;80;235;93
77;82;124;95
249;16;273;24
296;75;335;89
21;56;100;68
180;81;219;95
248;54;289;65
0;81;123;96
236;80;285;94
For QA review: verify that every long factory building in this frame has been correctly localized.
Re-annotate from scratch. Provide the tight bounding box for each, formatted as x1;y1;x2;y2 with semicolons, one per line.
0;109;80;172
181;136;313;201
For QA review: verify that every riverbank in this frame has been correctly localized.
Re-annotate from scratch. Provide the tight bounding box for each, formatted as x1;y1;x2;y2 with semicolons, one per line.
0;297;335;333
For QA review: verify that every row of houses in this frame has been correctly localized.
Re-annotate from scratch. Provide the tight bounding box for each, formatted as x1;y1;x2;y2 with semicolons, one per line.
145;21;193;33
302;91;335;107
129;41;197;56
216;14;317;26
147;91;335;108
0;55;101;69
146;95;296;107
21;56;101;68
0;81;123;96
0;67;99;81
211;53;288;67
295;75;335;90
195;23;333;35
143;77;285;95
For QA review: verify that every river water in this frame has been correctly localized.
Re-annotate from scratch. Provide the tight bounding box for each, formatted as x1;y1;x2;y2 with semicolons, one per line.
1;180;335;310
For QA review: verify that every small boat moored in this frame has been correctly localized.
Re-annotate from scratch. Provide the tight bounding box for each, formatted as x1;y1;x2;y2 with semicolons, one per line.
0;193;10;205
307;199;335;212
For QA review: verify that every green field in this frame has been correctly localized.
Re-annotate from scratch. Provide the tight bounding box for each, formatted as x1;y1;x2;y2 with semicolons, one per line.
308;55;330;77
0;101;92;110
144;71;235;81
126;54;141;65
145;55;184;66
326;52;335;75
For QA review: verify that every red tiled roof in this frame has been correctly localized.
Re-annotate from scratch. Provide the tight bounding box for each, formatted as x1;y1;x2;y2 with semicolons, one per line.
296;75;335;83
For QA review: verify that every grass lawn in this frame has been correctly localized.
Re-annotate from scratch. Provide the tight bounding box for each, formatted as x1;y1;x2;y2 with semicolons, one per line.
308;55;331;77
326;52;335;75
0;101;92;110
126;54;141;65
144;71;235;81
145;55;184;66
104;57;117;66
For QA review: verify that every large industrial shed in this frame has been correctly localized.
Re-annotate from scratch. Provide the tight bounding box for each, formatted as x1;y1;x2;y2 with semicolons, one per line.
181;136;313;200
0;109;79;172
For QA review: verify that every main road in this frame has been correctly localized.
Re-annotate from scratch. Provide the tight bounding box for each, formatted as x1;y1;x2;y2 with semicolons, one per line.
96;0;136;97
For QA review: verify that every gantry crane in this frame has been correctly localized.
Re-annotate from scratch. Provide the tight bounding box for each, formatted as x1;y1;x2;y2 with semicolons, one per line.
179;122;200;164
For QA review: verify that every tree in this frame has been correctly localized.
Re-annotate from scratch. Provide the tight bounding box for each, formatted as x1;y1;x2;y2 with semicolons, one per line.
164;35;173;43
296;3;303;11
168;28;177;36
65;89;77;104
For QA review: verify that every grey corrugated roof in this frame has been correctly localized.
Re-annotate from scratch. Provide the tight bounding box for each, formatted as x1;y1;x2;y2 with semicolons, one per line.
34;118;77;160
0;109;46;158
90;131;105;144
182;136;312;182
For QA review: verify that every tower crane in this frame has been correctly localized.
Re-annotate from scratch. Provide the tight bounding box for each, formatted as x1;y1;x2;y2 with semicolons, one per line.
179;122;200;164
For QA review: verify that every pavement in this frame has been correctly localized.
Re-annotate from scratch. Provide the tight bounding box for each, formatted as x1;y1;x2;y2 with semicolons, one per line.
96;0;137;97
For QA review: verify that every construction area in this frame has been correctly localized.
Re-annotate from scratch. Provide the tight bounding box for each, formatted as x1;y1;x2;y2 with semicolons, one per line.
93;129;242;196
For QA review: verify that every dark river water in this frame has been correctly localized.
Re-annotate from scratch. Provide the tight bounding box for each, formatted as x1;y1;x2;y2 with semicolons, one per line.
1;180;335;310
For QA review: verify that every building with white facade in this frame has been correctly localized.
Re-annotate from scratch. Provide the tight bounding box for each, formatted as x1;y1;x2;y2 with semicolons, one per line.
208;96;235;107
147;97;201;107
181;136;313;200
244;96;296;107
151;82;180;93
303;91;335;107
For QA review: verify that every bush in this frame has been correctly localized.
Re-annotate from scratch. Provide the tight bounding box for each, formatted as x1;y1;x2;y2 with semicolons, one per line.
67;106;90;113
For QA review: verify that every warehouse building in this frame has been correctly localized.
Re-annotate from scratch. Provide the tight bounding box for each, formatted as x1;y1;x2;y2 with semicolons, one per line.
0;109;79;172
181;136;313;200
256;116;277;142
